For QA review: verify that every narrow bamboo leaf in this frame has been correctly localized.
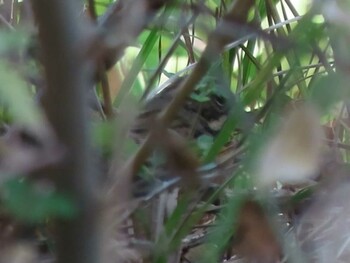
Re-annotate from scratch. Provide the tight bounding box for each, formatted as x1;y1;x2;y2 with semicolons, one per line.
113;29;159;106
242;53;283;105
241;40;258;86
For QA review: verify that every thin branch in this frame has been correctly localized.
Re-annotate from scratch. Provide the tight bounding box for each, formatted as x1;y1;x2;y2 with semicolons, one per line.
225;15;302;51
97;0;169;70
0;14;14;30
141;14;197;101
87;0;98;21
98;65;115;118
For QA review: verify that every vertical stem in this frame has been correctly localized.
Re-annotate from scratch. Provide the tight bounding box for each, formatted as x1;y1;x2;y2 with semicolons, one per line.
30;1;100;263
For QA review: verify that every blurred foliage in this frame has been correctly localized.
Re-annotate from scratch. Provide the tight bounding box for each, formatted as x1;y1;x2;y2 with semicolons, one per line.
0;0;349;262
1;179;77;223
0;31;42;128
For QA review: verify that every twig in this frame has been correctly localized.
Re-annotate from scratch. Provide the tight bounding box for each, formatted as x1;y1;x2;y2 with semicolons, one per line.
141;14;197;101
87;0;97;21
97;0;169;70
0;14;14;30
98;65;115;118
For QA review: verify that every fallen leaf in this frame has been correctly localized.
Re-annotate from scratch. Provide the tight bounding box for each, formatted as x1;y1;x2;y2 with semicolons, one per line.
232;200;281;263
256;104;324;187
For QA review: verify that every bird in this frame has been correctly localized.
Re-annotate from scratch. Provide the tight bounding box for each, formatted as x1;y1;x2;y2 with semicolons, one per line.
129;75;248;193
130;76;231;143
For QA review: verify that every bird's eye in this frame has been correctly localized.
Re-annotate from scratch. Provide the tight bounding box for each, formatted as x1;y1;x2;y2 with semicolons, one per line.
214;96;225;107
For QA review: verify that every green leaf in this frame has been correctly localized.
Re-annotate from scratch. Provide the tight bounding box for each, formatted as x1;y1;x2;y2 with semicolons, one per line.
92;121;139;158
92;121;117;156
0;62;44;129
0;31;29;55
203;102;249;163
94;0;115;16
190;92;210;102
196;134;214;155
114;29;159;106
290;186;314;206
309;73;347;113
1;179;77;223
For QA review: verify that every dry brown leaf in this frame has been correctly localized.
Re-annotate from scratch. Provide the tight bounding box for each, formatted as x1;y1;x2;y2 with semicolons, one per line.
256;104;325;187
232;200;281;263
153;127;200;187
107;66;123;101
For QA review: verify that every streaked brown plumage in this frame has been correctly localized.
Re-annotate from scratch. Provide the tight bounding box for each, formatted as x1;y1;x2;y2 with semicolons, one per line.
129;76;248;195
130;76;230;142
